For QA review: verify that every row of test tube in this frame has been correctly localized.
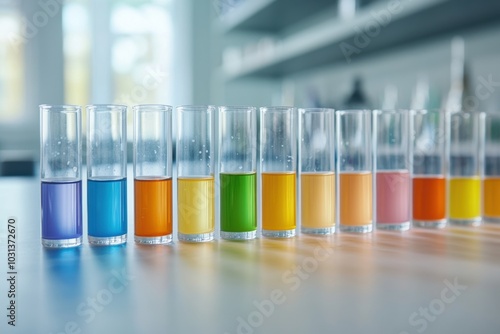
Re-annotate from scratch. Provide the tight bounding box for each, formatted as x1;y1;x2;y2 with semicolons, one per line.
39;105;500;248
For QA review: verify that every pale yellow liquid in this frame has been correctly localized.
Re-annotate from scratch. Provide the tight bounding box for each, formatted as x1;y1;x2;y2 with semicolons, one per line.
301;172;336;229
177;177;215;234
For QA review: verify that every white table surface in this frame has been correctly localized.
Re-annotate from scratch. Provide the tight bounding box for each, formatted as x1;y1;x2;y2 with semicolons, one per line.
0;175;499;334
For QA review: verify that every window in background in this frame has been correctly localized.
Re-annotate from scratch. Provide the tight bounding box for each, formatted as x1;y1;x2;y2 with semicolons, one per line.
63;0;90;107
111;0;172;106
63;0;172;137
0;2;24;122
111;0;173;138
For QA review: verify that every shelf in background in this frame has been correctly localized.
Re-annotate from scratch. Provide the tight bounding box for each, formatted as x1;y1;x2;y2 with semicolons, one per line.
223;0;500;80
218;0;335;33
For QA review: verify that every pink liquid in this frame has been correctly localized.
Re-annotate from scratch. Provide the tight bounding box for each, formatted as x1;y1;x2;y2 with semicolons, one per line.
376;170;410;224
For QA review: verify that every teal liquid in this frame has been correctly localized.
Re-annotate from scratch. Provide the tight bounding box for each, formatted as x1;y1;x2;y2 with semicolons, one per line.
87;178;127;238
220;173;257;232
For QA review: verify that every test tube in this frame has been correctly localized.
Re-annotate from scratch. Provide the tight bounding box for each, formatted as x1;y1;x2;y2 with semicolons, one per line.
260;106;296;238
86;104;128;245
410;109;446;228
447;111;481;226
337;110;373;233
219;106;257;240
177;105;215;242
133;104;173;244
483;112;500;223
374;110;411;231
40;104;82;248
299;108;336;235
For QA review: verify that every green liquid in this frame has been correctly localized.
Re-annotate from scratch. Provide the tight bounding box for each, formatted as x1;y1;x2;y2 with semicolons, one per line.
220;172;257;233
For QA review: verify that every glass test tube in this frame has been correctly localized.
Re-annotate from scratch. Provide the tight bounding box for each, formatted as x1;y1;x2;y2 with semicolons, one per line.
87;104;128;245
219;106;257;240
410;109;446;228
483;112;500;223
374;110;411;231
448;111;482;226
337;110;373;233
299;108;336;235
40;104;82;248
177;105;215;242
133;104;173;244
260;106;296;238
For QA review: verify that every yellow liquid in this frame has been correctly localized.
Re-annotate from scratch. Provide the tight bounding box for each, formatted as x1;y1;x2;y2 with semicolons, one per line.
449;177;481;219
177;177;215;234
262;172;296;231
301;172;335;229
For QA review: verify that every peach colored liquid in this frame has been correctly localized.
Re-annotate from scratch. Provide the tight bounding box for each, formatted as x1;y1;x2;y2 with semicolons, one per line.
134;177;172;237
412;176;445;221
340;172;372;226
376;171;410;224
301;172;335;229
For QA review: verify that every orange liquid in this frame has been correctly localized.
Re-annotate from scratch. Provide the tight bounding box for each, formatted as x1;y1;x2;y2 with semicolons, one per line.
412;176;445;221
134;177;172;237
301;172;335;229
339;172;372;226
262;172;296;231
484;177;500;218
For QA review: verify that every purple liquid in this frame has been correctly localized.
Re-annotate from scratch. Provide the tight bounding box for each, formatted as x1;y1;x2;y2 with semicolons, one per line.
41;180;82;240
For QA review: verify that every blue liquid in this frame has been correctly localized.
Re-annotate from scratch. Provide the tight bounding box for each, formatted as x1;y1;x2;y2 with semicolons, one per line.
41;181;82;240
87;178;127;238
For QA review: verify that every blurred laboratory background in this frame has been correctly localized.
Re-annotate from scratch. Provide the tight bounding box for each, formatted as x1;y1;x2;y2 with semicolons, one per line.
1;0;500;176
